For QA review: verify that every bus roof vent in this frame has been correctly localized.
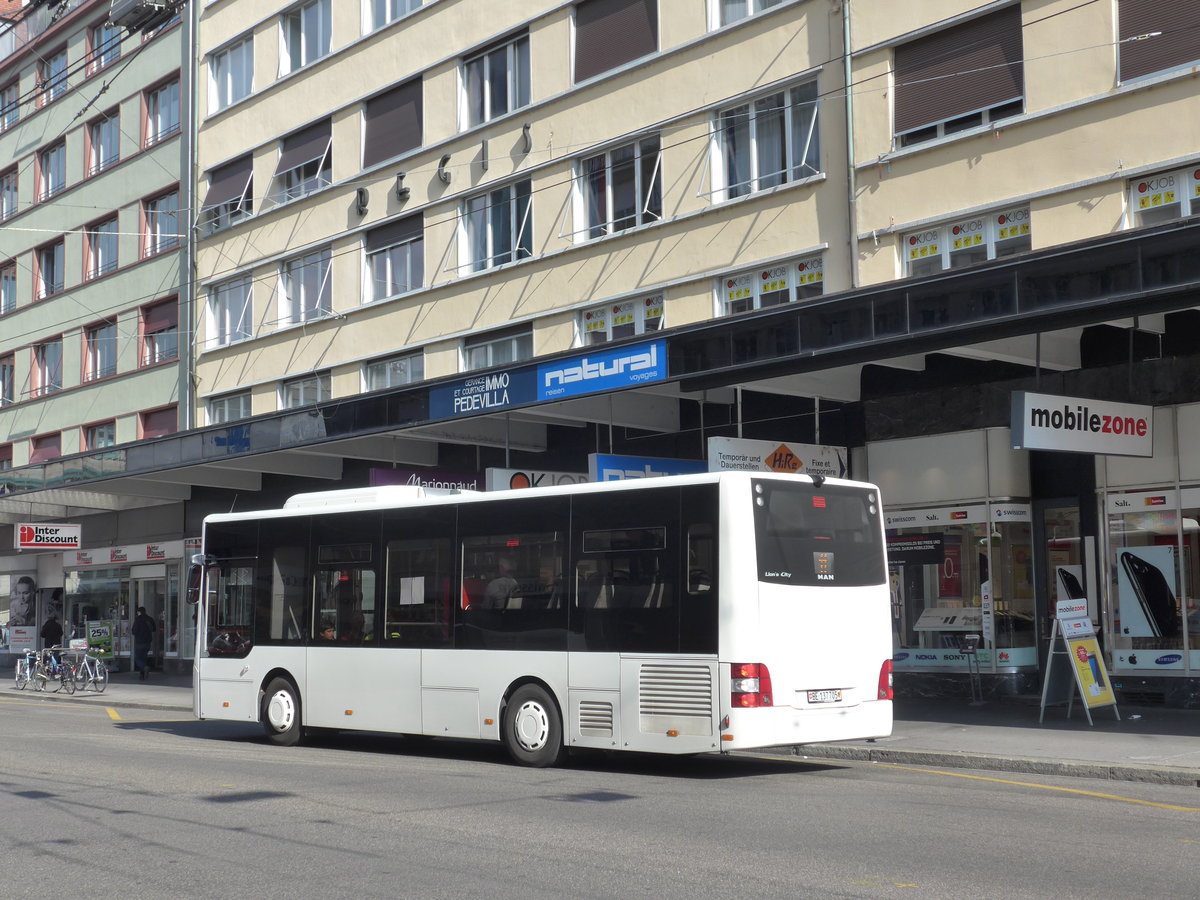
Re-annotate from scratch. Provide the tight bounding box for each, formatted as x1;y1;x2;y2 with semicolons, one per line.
283;484;466;510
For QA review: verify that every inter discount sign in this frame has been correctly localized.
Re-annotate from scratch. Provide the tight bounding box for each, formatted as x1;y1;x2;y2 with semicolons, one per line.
15;523;81;550
1011;391;1153;457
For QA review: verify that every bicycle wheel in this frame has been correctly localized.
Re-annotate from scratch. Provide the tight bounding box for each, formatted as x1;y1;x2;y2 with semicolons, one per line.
15;662;28;690
94;662;108;693
73;661;88;691
59;666;76;694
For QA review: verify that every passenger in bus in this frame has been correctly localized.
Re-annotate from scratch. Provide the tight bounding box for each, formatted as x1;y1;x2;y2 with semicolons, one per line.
317;620;336;641
484;557;520;609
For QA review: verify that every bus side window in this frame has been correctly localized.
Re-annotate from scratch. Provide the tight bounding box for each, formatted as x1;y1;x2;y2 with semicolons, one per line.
688;524;714;593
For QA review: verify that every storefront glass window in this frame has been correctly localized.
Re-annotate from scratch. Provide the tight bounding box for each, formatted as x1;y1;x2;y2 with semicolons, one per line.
887;504;1036;670
64;567;127;654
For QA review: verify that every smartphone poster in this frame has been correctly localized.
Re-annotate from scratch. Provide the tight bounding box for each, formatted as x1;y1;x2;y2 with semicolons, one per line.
1115;546;1178;638
1067;635;1115;708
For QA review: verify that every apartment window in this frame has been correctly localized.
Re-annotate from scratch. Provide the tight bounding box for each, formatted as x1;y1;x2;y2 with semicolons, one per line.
0;168;17;221
712;0;781;28
282;371;330;408
364;351;423;390
85;421;117;450
37;241;65;298
39;47;69;103
280;0;332;76
0;443;10;470
84;321;118;381
363;78;422;168
719;254;824;315
464;324;532;371
0;81;18;130
88;111;121;175
39;142;66;201
89;22;122;72
894;7;1024;147
365;215;423;301
210;35;253;112
368;0;421;32
0;263;14;314
578;135;661;240
1;353;13;406
208;276;253;346
717;81;820;201
582;293;664;345
281;248;332;323
1129;168;1200;227
574;0;657;82
208;390;252;424
34;338;63;396
142;299;179;365
30;433;62;464
144;190;180;256
141;406;178;439
463;179;532;272
86;217;119;279
1119;2;1200;82
270;119;331;205
904;207;1031;277
462;33;530;128
201;156;253;233
145;79;180;146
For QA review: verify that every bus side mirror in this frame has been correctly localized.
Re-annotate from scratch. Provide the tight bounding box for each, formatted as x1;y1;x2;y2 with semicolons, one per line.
186;553;212;605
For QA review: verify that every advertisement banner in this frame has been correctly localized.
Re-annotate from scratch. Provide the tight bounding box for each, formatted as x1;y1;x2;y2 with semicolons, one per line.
485;468;588;491
1067;635;1116;708
1011;391;1153;457
885;534;944;567
370;467;482;491
588;454;707;482
538;339;667;401
428;368;536;419
707;437;848;478
15;523;81;550
87;621;114;660
1114;545;1177;638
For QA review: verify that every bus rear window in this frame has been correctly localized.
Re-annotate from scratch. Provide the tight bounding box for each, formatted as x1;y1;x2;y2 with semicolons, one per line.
752;479;884;587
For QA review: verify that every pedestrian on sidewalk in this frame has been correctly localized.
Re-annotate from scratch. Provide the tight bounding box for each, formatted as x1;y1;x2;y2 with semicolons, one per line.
40;613;63;668
132;606;156;680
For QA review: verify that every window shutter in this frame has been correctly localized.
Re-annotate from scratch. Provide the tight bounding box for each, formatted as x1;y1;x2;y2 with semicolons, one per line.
363;78;422;168
1119;0;1200;82
143;298;177;334
365;214;422;253
893;6;1024;135
274;119;331;177
574;0;658;83
141;407;178;439
202;155;253;210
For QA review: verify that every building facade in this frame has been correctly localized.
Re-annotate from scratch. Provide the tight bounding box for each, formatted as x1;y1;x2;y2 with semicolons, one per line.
3;0;1200;703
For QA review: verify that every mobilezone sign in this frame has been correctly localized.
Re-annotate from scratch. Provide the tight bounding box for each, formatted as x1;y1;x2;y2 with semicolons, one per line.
1010;391;1153;457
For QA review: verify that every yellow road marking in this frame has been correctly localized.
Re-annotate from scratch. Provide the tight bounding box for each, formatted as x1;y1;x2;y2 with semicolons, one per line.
875;762;1200;812
106;707;121;720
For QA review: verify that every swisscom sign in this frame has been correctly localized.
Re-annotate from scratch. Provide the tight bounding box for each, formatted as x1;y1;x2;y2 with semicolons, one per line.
1011;391;1153;457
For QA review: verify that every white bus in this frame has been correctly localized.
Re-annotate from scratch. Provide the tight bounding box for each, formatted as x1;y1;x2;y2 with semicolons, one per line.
188;471;892;766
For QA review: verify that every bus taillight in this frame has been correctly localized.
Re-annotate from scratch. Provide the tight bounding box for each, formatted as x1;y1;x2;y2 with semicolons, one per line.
731;663;773;707
877;659;893;700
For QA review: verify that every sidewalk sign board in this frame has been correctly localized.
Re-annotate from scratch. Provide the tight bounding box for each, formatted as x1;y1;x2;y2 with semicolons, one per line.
1039;599;1119;725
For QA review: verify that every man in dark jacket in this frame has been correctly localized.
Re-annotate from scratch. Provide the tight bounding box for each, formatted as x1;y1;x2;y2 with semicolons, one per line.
132;607;156;680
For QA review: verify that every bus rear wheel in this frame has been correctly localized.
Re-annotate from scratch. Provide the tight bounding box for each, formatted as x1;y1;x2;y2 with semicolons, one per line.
262;678;302;746
502;684;564;768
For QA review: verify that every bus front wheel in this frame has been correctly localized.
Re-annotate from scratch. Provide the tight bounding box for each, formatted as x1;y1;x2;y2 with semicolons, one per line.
502;684;564;768
262;678;302;746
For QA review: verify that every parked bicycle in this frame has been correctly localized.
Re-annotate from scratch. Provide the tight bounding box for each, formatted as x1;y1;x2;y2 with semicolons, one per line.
14;649;36;690
71;648;109;693
32;646;75;695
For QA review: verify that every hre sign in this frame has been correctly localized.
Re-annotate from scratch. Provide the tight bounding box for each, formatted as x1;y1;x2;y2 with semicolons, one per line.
15;523;81;550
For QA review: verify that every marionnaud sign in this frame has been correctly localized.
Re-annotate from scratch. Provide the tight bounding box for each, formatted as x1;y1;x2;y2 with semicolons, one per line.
428;368;536;420
16;523;80;550
588;453;707;482
1011;391;1153;457
538;339;667;401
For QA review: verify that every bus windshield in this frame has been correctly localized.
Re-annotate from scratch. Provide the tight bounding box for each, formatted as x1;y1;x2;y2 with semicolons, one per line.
752;479;883;587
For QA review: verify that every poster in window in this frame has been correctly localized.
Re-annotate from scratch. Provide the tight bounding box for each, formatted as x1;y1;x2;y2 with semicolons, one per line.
939;536;962;599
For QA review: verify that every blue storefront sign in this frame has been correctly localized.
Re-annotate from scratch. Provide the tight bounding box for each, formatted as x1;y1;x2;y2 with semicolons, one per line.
588;453;708;482
429;368;536;420
538;339;667;401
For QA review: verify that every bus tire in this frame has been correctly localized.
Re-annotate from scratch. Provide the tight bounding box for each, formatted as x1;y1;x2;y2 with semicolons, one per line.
262;678;302;746
502;684;564;768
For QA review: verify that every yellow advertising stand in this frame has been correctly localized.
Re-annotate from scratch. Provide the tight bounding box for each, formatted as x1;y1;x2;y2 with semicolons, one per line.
1039;600;1120;725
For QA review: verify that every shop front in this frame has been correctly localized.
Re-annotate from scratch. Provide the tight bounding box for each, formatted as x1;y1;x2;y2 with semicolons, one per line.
62;540;195;675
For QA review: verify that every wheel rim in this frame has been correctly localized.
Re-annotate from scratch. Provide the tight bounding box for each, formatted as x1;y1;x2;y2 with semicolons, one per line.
266;689;296;733
512;700;550;752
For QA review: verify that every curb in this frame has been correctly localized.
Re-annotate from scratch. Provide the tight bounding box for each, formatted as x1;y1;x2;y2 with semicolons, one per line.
3;687;191;714
783;743;1200;787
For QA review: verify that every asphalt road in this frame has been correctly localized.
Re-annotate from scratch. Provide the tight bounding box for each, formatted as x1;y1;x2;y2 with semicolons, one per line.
2;696;1197;899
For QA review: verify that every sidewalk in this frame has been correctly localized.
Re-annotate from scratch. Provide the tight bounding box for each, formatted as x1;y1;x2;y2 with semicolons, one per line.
6;673;1199;785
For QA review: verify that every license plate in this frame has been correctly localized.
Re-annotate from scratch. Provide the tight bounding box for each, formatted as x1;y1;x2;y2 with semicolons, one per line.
807;689;843;704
